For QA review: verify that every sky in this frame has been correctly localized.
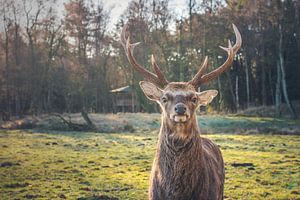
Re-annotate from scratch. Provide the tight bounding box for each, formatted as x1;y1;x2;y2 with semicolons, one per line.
103;0;188;25
0;0;189;32
57;0;189;31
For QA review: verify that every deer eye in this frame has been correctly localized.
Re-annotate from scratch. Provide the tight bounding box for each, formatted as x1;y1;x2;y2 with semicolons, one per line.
191;97;197;104
161;97;168;103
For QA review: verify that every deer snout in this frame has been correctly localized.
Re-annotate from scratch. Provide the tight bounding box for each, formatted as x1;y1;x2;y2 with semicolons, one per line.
174;103;187;115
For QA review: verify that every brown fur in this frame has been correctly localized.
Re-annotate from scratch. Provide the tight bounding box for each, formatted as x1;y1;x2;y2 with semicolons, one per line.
144;82;224;200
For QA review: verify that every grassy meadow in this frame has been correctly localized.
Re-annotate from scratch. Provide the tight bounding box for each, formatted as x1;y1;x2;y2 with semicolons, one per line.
0;114;300;199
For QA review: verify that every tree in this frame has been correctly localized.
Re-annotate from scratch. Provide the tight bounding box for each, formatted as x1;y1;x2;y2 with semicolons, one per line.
0;0;299;117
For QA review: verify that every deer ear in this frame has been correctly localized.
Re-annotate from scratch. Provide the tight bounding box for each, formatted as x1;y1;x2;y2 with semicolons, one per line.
139;81;163;101
197;90;218;106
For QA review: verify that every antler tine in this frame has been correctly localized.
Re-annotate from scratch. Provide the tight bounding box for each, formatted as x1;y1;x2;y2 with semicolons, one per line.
151;55;169;85
120;24;168;86
189;24;242;88
232;23;242;54
188;56;208;87
198;40;234;85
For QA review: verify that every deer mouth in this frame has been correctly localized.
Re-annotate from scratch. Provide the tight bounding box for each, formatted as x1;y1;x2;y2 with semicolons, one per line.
173;115;189;123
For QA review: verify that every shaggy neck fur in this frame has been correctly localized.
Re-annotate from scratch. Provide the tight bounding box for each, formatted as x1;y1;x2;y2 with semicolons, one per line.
149;109;224;200
152;113;206;200
161;113;200;154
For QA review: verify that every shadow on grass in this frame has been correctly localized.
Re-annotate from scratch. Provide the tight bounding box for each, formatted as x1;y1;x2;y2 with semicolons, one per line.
22;129;104;139
78;195;118;200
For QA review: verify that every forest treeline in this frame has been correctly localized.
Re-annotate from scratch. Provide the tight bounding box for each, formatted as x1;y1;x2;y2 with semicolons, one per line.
0;0;299;119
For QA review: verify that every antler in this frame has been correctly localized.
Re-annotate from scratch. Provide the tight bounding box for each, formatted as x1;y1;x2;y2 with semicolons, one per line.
120;24;168;86
189;24;242;88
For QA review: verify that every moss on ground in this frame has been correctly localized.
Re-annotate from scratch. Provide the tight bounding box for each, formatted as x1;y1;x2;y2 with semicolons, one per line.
0;129;299;199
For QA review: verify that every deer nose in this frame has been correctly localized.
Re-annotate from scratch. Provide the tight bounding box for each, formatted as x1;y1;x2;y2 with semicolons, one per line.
175;103;187;115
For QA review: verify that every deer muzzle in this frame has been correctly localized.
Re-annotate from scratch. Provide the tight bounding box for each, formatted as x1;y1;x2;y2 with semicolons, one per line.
175;103;187;115
172;103;189;123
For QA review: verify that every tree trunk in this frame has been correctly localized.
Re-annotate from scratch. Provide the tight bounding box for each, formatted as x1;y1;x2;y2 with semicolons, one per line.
261;64;267;106
12;6;20;117
268;69;275;105
188;0;195;46
81;110;96;130
95;86;98;112
131;92;135;112
275;61;282;117
179;20;184;81
226;72;236;112
4;21;11;119
235;76;239;110
279;24;297;119
217;76;223;112
245;57;250;108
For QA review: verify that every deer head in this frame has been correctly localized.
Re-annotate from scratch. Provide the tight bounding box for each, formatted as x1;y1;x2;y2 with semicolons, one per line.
121;24;241;129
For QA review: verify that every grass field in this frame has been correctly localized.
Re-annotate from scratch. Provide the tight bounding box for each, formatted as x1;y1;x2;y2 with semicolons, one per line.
0;115;300;199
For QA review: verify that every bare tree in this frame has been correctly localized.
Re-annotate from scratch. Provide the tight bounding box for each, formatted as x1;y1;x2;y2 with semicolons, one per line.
2;3;12;119
278;24;297;119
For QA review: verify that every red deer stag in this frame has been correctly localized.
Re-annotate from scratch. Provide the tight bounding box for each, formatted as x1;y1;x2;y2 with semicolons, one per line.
121;24;241;200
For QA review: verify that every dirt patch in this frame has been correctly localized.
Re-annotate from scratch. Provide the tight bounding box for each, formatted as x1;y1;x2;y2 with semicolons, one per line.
4;182;29;188
231;163;254;167
24;194;42;199
77;195;119;200
0;162;20;167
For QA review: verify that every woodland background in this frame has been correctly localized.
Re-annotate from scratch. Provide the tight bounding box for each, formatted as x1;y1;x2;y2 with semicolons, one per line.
1;1;300;199
0;0;299;118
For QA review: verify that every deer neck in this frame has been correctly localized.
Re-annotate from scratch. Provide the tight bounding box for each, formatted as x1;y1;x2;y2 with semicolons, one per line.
158;113;202;155
154;113;203;199
162;113;200;139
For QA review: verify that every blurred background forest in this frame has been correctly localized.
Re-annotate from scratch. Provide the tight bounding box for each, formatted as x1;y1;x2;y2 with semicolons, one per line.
0;0;299;119
1;1;300;198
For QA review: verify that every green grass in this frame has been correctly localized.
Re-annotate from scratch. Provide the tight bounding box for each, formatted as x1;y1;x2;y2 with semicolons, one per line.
0;129;299;200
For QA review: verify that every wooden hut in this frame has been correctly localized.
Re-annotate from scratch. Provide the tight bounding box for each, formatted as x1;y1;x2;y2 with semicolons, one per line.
110;86;139;112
